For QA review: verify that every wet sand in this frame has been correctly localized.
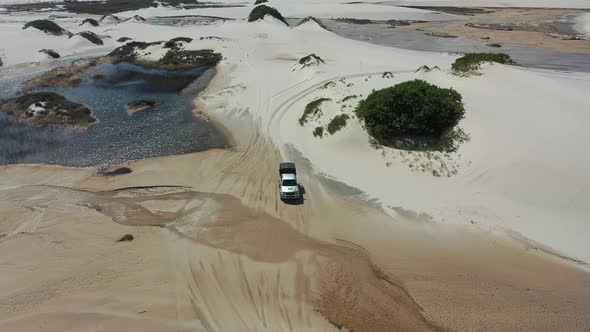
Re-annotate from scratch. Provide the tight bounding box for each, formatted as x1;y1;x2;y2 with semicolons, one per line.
406;8;590;54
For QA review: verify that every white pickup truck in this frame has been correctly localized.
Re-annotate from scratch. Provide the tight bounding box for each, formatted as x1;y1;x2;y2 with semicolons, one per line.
279;162;300;200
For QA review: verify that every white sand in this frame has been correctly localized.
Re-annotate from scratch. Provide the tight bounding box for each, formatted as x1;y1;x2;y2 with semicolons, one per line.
120;0;460;21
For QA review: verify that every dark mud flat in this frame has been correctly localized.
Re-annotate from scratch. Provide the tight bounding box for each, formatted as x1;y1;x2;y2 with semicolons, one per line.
0;60;229;168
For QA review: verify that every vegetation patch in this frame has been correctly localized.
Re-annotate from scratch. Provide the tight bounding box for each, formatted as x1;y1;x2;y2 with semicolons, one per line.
327;114;349;135
387;19;425;27
297;16;329;30
355;79;466;152
248;5;288;26
299;98;330;126
335;17;372;24
23;20;69;36
163;37;193;49
108;41;162;58
117;37;132;43
341;95;357;103
81;18;99;26
0;92;95;127
100;14;121;23
313;126;324;138
254;0;268;4
39;49;61;59
159;49;222;68
299;54;325;68
320;81;335;90
200;36;224;41
76;31;103;45
451;52;512;76
24;58;103;89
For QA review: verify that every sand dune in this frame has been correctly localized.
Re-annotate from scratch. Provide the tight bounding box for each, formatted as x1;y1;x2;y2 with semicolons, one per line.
2;1;590;331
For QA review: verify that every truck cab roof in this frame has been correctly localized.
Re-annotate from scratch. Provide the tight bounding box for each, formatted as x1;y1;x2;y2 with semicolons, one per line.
281;173;296;180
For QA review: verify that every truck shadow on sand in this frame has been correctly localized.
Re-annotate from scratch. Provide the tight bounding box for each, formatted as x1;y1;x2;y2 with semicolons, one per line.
281;184;306;205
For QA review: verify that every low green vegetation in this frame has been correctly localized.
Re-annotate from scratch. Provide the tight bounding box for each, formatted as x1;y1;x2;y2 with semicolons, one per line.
313;126;324;138
77;31;103;45
159;49;222;67
298;54;325;68
254;0;268;4
163;37;193;49
335;17;373;24
341;95;357;103
117;37;132;43
0;56;3;67
1;92;95;126
81;18;99;26
108;41;161;57
39;49;61;59
320;81;335;90
355;79;466;151
23;20;68;36
327;114;350;134
299;98;330;126
452;52;512;76
248;5;288;26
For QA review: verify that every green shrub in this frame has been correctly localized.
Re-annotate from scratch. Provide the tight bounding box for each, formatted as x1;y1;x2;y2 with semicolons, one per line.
81;18;99;26
327;114;349;135
299;98;330;126
117;37;132;43
452;52;512;76
77;31;103;45
0;56;3;67
254;0;268;4
335;17;372;24
341;95;357;103
320;81;335;90
355;79;465;151
313;126;324;138
248;5;288;26
39;49;61;59
23;20;68;35
108;41;160;57
159;49;222;67
163;37;193;49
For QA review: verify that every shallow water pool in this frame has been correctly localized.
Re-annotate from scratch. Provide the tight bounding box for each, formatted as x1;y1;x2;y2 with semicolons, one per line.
0;60;229;168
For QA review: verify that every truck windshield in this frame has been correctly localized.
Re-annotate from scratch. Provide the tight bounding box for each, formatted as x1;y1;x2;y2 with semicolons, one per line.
282;180;297;187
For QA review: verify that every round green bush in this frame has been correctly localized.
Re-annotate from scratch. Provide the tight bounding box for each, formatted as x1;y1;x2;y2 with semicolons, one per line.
355;79;465;145
248;5;288;26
